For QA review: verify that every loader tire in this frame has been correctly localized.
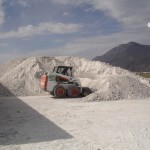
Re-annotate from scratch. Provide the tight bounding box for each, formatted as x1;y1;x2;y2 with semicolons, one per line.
54;85;66;98
68;85;80;98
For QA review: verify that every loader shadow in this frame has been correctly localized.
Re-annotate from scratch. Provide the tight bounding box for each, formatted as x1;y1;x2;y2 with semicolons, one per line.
0;83;73;145
52;96;81;99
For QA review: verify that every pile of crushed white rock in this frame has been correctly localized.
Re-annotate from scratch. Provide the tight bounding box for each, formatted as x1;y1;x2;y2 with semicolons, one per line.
0;56;150;101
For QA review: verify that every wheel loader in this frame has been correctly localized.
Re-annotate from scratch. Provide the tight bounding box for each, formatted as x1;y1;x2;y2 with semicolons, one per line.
40;66;83;98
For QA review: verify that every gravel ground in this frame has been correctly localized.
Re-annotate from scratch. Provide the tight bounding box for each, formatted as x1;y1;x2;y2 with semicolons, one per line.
0;96;150;150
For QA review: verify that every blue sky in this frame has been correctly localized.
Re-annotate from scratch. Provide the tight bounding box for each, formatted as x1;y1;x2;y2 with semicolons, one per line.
0;0;150;62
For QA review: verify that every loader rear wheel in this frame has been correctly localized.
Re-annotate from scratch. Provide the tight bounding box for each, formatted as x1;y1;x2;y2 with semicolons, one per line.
68;85;80;98
54;85;66;98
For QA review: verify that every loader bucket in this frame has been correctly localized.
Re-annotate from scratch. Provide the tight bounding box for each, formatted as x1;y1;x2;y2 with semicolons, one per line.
40;75;48;91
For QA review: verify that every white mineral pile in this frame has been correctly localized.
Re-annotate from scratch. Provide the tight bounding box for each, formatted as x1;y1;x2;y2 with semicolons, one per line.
0;56;150;101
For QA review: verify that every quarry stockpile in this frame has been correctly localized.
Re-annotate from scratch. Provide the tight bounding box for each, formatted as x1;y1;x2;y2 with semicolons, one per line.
0;56;150;101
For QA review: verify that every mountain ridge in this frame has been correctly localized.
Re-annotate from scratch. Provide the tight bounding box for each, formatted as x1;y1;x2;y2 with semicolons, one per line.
93;42;150;72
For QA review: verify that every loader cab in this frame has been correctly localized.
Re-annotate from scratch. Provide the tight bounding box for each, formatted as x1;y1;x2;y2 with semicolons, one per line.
53;66;73;77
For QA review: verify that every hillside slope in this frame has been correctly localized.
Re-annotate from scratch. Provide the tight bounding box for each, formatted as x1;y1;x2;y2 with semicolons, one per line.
93;42;150;72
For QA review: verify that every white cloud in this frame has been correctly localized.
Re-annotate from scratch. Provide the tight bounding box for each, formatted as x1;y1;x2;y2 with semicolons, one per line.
91;0;150;28
0;0;5;25
52;0;150;28
16;0;29;7
147;22;150;28
0;42;8;47
51;0;88;5
0;22;82;39
63;12;70;17
11;0;34;7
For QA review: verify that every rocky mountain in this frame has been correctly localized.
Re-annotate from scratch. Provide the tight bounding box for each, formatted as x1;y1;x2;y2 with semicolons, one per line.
93;42;150;72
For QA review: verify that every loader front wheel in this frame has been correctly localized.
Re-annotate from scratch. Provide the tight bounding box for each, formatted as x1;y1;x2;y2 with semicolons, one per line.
68;85;80;98
54;85;66;98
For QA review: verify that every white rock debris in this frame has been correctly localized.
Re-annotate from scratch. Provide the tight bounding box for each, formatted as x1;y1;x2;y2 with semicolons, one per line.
0;56;150;101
